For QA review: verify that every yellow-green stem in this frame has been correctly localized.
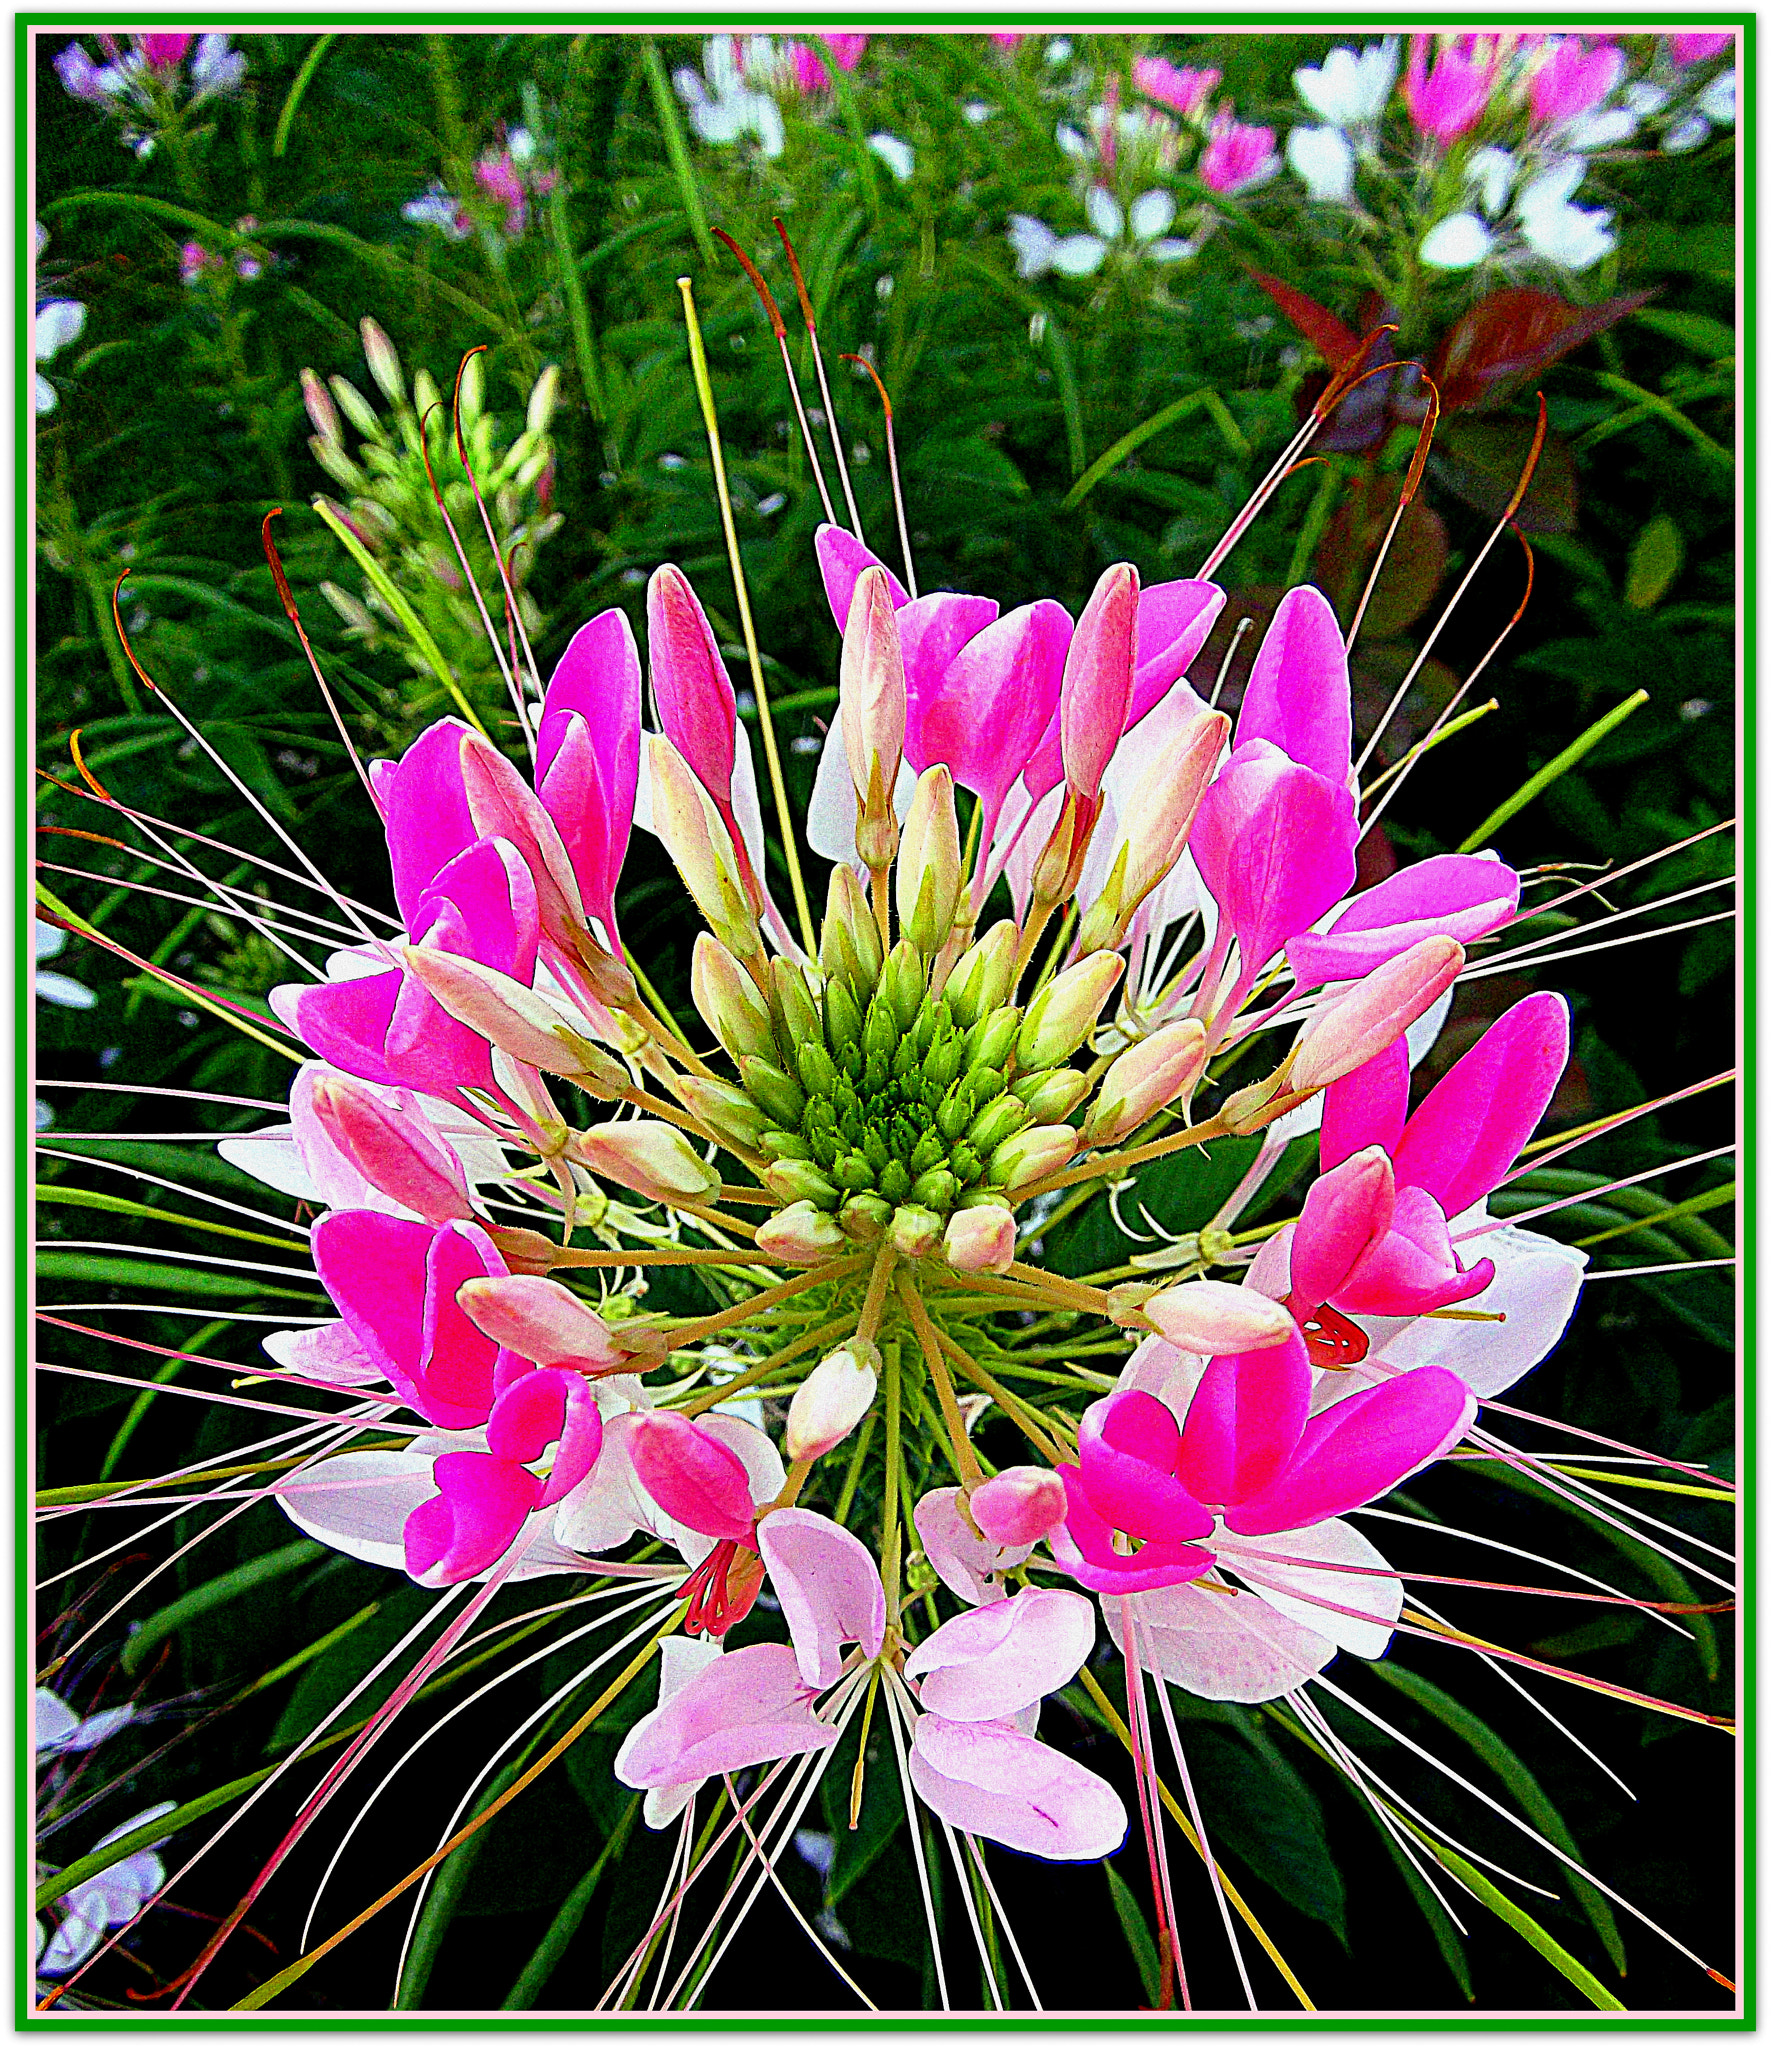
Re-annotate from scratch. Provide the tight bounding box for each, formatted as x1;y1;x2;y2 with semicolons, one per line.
898;1275;985;1490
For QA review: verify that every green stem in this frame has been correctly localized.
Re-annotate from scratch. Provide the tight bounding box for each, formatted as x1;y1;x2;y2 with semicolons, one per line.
881;1338;903;1622
548;176;605;423
642;41;716;267
502;1799;642;2008
1456;690;1648;852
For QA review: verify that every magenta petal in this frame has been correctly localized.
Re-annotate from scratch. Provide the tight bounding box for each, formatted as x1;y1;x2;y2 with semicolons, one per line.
1128;579;1225;727
904;1587;1095;1721
815;524;909;630
1392;992;1570;1218
628;1412;757;1542
911;600;1070;826
313;1210;433;1411
614;1641;835;1787
1059;565;1139;800
414;837;541;983
404;1450;540;1585
1234;585;1351;783
486;1366;604;1507
1225;1366;1477;1536
1175;1326;1312;1507
417;1220;508;1429
1320;1037;1410;1174
756;1507;886;1688
381;721;479;927
1191;741;1358;972
1289;1147;1396;1314
279;970;405;1091
1077;1391;1215;1543
899;592;1000;714
1335;1189;1495;1317
1049;1467;1214;1594
648;567;739;808
909;1715;1128;1861
1288;853;1519;989
537;608;641;933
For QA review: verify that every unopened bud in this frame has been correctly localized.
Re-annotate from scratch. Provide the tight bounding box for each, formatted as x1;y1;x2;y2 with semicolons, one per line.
1013;1067;1090;1122
1141;1278;1296;1353
880;940;928;1033
943;919;1018;1030
1076;709;1229;951
647;734;762;960
821;862;883;991
968;1093;1030;1156
300;366;341;443
571;1120;719;1204
839;1192;893;1242
1017;951;1124;1071
762;1159;841;1211
738;1053;805;1129
889;1203;944;1261
969;1465;1066;1545
456;347;486;430
1060;562;1139;803
785;1340;880;1460
328;373;381;440
306;1071;471;1224
840;567;908;871
755;1200;846;1264
401;947;627;1095
897;765;963;955
309;436;367;490
359;316;405;407
966;1007;1021;1074
1289;936;1465;1094
1082;1018;1209;1145
456;1273;623;1368
691;933;774;1062
484;1224;563;1274
526;362;561;435
673;1075;768;1154
943;1204;1016;1274
1218;1073;1287;1135
768;956;822;1055
987;1124;1078;1192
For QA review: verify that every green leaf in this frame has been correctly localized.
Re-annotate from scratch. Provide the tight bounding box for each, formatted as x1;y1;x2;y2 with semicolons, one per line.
37;1250;322;1302
1373;1664;1625;1974
1624;515;1684;610
907;434;1029;498
1103;1859;1162;2005
273;1584;442;1747
1632;308;1736;359
122;1539;325;1673
1184;1721;1346;1939
36;1183;300;1251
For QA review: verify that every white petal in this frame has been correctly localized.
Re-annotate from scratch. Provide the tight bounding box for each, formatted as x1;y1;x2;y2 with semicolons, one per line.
1217;1516;1402;1659
1517;200;1615;270
1055;233;1110;278
868;132;915;182
1286;124;1356;204
1515;157;1586;216
1662;112;1712;154
217;1124;320;1201
35;372;57;415
1419;212;1493;270
1698;70;1735;123
1084;187;1124;240
35;1690;80;1753
1566;107;1637;149
1128;187;1176;240
1005;213;1058;278
35;971;95;1009
1465;144;1517;217
1106;1576;1334;1703
35;299;86;359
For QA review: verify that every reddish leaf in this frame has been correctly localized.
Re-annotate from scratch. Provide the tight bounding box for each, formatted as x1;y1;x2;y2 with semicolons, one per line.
1431;288;1655;413
1316;474;1450;640
1246;268;1362;368
1432;417;1578;534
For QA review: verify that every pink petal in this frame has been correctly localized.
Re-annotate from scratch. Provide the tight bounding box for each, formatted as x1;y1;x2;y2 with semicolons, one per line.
1077;1390;1215;1542
756;1507;886;1688
904;1587;1095;1721
1105;1579;1334;1704
1289;1146;1396;1314
1392;992;1570;1218
909;1715;1128;1861
814;523;909;630
910;600;1065;833
1049;1466;1214;1594
911;1486;1030;1605
404;1449;541;1585
381;720;479;929
260;1319;386;1389
899;591;1001;717
614;1640;835;1786
417;1220;511;1429
1335;1186;1494;1316
1289;853;1519;990
312;1210;432;1410
1234;585;1351;783
1128;579;1225;727
1059;564;1139;800
1319;1037;1410;1173
1225;1366;1477;1536
628;1411;758;1541
1174;1325;1312;1507
487;1366;604;1507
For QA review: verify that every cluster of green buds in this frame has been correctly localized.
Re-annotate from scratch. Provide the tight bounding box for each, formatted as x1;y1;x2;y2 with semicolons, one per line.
300;317;562;733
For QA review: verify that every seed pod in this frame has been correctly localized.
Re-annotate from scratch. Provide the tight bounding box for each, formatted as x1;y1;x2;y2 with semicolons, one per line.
944;920;1018;1031
739;1054;806;1129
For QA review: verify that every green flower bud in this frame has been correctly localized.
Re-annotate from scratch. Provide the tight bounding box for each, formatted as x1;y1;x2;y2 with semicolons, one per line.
839;1192;893;1242
896;764;962;955
879;1159;913;1203
923;1031;964;1096
862;995;899;1065
908;1127;948;1177
796;1039;840;1102
836;1152;877;1191
691;933;774;1064
1017;952;1124;1071
968;1093;1031;1156
762;1159;841;1210
888;1203;943;1261
1014;1067;1091;1122
825;977;864;1053
770;956;822;1058
756;1200;846;1264
739;1054;806;1129
944;920;1018;1031
936;1080;977;1143
909;1167;960;1212
673;1076;768;1153
949;1141;983;1184
966;1009;1021;1075
881;939;928;1032
987;1124;1080;1192
760;1129;811;1162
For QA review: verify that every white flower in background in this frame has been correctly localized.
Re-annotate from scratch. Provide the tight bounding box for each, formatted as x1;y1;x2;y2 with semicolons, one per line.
1045;39;1072;65
674;37;786;158
1465;144;1517;216
36;920;95;1008
401;182;471;239
1565;105;1636;148
868;132;915;182
36;1689;137;1756
1662;112;1711;153
963;100;994;125
1625;80;1670;117
1514;158;1616;270
1008;186;1194;280
34;224;86;418
1420;211;1494;270
1055;122;1088;158
1698;69;1736;122
36;1804;176;1978
1286;123;1356;202
1293;38;1399;127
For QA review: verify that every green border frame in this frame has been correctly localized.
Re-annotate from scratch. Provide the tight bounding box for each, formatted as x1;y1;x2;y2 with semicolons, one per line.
20;10;1752;2028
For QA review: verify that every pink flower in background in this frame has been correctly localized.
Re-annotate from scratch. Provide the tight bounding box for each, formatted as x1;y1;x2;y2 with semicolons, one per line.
1528;37;1625;124
138;33;194;73
1670;32;1733;65
473;150;530;236
1133;56;1220;118
1199;107;1280;194
1403;33;1495;142
823;34;868;72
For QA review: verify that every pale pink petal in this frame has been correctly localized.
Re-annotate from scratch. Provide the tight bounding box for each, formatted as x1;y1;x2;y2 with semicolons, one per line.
1216;1515;1403;1659
1104;1578;1334;1704
757;1507;886;1688
904;1587;1095;1721
614;1641;836;1787
912;1487;1030;1605
909;1715;1128;1860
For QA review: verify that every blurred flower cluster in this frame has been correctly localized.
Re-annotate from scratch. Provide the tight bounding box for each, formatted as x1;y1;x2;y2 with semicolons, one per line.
33;223;85;418
301;319;564;735
53;32;245;159
404;123;561;246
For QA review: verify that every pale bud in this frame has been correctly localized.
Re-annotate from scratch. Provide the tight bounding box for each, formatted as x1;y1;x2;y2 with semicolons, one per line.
839;1192;893;1242
456;347;486;430
1013;1068;1090;1122
359;316;405;407
526;362;561;435
1017;951;1124;1071
647;734;762;959
889;1203;944;1261
840;566;907;871
309;437;366;491
896;765;963;955
1075;709;1228;951
1141;1278;1296;1353
987;1124;1079;1192
762;1159;841;1211
1082;1018;1209;1145
673;1075;768;1153
401;947;627;1095
484;1224;563;1274
755;1200;847;1264
306;1071;471;1224
1218;1073;1287;1135
571;1120;719;1204
943;919;1018;1030
969;1465;1067;1545
1289;937;1466;1094
820;861;884;991
942;1204;1017;1274
785;1340;880;1460
328;373;381;440
300;366;341;443
691;934;774;1063
456;1273;623;1368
